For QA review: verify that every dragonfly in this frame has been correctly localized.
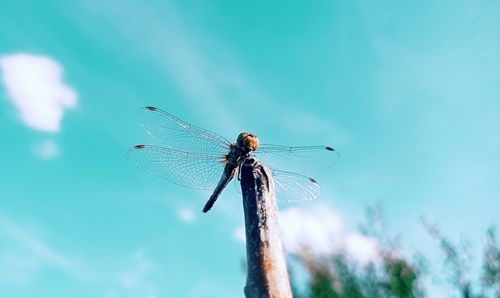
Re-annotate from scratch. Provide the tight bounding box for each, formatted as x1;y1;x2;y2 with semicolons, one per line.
127;106;337;213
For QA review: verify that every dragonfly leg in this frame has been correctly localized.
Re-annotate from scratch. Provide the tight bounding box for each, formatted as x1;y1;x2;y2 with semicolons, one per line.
236;153;252;181
237;163;243;181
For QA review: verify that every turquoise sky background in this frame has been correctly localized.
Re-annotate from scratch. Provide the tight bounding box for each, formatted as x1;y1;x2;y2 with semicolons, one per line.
1;1;499;297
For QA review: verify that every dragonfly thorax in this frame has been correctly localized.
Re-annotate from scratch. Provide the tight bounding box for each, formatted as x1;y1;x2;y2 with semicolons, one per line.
237;132;260;153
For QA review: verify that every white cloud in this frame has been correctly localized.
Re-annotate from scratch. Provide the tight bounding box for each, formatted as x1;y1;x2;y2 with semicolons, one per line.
34;139;59;160
177;207;196;223
0;53;77;132
233;226;245;243
345;233;379;265
279;206;344;256
234;205;379;265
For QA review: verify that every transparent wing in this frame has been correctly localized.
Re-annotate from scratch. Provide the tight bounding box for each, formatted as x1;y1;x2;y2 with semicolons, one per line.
138;106;232;154
271;170;321;203
127;144;226;190
255;144;339;174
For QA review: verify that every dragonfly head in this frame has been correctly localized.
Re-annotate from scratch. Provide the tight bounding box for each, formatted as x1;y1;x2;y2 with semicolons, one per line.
237;132;260;153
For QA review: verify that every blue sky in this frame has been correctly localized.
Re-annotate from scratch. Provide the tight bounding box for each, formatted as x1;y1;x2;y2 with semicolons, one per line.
1;1;499;297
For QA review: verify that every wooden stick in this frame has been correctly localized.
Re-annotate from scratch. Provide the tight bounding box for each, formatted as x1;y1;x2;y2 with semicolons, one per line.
240;157;292;298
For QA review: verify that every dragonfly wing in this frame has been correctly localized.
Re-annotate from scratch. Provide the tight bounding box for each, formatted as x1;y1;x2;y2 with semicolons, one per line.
138;106;232;154
271;170;321;203
127;144;226;190
255;144;339;174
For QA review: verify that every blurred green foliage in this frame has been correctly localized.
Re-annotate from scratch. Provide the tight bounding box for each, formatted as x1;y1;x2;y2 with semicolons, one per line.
290;206;499;298
481;227;500;297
